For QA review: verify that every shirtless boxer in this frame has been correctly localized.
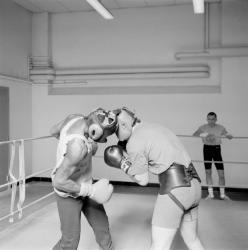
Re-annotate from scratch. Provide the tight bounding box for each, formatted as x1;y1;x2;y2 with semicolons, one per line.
104;107;205;250
50;108;116;250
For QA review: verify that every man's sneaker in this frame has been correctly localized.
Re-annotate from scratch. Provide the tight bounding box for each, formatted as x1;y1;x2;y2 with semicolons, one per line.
220;195;231;200
205;194;215;200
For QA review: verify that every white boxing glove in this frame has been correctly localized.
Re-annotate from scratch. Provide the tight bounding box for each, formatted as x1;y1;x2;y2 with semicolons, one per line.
79;179;113;204
199;132;209;138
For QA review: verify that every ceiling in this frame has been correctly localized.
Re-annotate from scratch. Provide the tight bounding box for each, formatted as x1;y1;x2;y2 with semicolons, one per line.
12;0;198;13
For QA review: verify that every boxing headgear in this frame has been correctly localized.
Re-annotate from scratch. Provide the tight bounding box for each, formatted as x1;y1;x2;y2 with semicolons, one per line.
112;106;140;127
87;108;118;143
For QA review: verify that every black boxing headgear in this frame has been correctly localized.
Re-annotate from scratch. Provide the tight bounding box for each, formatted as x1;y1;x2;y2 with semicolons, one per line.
87;108;118;143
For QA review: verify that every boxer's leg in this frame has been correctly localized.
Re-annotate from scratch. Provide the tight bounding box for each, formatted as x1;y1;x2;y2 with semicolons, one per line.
175;179;205;250
203;145;214;199
150;226;177;250
180;217;205;250
150;194;182;250
83;197;114;250
53;194;83;250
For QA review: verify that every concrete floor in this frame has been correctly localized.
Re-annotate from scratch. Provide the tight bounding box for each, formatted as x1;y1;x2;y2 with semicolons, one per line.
0;182;248;250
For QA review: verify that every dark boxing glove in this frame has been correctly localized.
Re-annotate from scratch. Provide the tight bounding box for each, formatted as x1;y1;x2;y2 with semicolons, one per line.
117;140;127;152
104;145;131;173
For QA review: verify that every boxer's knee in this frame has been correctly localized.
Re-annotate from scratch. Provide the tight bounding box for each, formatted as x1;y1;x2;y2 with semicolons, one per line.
95;230;114;250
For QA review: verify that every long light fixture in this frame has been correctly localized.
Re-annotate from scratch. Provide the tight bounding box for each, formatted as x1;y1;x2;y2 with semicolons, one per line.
86;0;114;20
192;0;205;14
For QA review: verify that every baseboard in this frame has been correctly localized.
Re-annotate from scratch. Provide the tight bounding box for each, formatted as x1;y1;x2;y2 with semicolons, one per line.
109;180;160;187
27;177;51;183
26;177;159;187
27;177;248;193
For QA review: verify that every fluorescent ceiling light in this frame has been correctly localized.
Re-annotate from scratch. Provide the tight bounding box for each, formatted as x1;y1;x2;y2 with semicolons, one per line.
86;0;114;20
192;0;205;14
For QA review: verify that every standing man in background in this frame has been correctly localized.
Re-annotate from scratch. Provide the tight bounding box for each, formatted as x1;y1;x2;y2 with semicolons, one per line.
193;112;233;200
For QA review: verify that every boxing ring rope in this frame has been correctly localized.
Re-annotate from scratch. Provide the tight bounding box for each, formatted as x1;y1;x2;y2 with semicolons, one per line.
177;135;248;167
93;157;248;166
0;168;54;191
94;133;248;188
0;135;53;146
0;134;248;224
8;142;17;223
94;133;248;165
0;191;54;223
192;160;248;165
178;134;248;189
0;135;54;223
177;135;248;139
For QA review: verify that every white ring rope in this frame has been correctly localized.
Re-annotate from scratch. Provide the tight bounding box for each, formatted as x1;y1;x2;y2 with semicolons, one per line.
0;191;54;223
0;167;53;223
0;168;53;224
8;142;17;223
0;134;247;146
17;140;25;220
94;155;248;165
192;160;248;165
0;168;53;190
0;135;53;146
0;133;248;224
0;135;54;223
177;135;248;139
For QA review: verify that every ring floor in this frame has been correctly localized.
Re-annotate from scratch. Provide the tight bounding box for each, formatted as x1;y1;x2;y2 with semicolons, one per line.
0;182;248;250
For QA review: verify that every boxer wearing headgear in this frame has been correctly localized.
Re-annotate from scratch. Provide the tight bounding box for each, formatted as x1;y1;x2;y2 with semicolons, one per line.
86;107;119;143
104;107;205;250
50;110;114;250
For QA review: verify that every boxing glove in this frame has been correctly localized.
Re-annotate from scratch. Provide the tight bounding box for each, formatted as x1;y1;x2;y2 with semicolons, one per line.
117;140;127;152
79;179;113;204
205;133;216;143
199;132;209;138
104;145;131;173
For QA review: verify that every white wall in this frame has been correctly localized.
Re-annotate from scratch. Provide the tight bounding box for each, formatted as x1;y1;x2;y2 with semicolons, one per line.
0;76;32;175
222;0;248;45
32;60;248;186
51;5;203;67
0;0;32;175
0;0;32;79
29;1;248;187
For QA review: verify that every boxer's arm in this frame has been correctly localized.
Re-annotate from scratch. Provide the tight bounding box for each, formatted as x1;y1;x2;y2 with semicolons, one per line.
89;139;98;156
221;127;233;139
50;114;82;139
53;138;88;195
134;172;149;186
104;145;149;186
126;170;149;186
192;127;203;137
121;157;149;186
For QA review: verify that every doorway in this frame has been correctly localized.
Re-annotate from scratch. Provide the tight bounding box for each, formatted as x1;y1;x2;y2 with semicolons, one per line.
0;87;9;191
